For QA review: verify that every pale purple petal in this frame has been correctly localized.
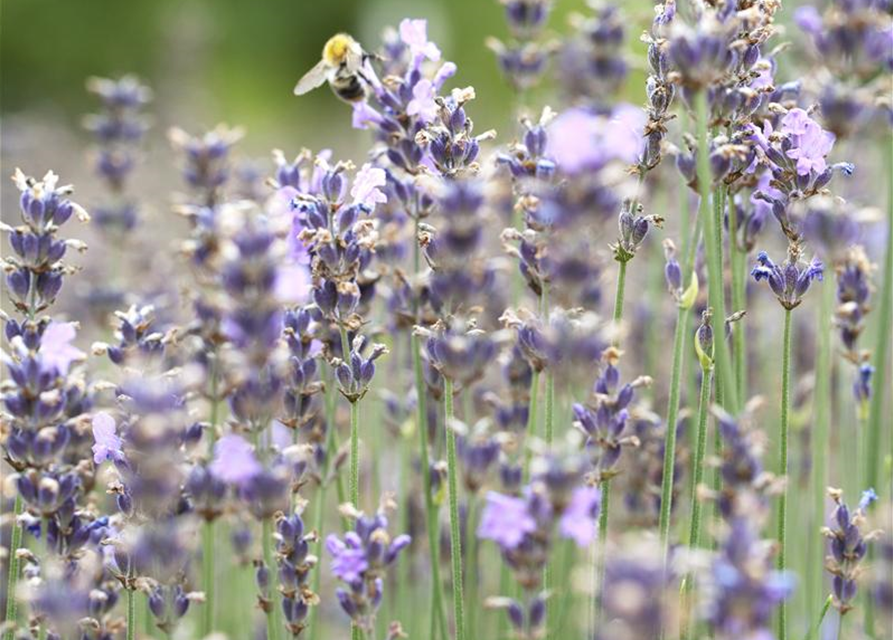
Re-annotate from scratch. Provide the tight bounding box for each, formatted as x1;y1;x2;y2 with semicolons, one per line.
406;79;438;123
350;163;388;208
210;434;262;484
399;18;441;63
40;321;85;375
477;491;537;549
558;485;602;547
352;101;383;130
275;261;312;304
91;412;123;465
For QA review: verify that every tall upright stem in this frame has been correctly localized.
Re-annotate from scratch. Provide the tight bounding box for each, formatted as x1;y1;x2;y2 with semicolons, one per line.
658;304;691;557
613;260;628;335
695;90;737;413
201;519;216;636
413;334;449;640
811;282;832;628
2;494;24;640
127;583;135;640
201;353;221;637
350;401;360;508
864;130;893;635
728;188;747;402
263;516;280;640
522;370;541;481
444;378;466;640
687;366;713;553
681;362;714;640
778;307;793;640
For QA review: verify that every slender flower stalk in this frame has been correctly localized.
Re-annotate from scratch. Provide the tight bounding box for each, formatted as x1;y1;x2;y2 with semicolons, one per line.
811;281;833;625
413;329;448;640
3;495;24;640
727;184;747;403
658;239;698;560
778;306;792;640
444;377;466;640
680;310;714;640
865;131;893;562
694;90;737;414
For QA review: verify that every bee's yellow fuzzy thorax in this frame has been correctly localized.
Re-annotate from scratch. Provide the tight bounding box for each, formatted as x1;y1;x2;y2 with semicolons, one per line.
323;34;351;65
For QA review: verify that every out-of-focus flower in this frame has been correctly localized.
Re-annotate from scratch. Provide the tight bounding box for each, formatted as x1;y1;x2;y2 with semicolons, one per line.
478;491;538;549
399;18;441;64
210;434;262;484
557;485;601;546
547;104;644;174
39;321;85;375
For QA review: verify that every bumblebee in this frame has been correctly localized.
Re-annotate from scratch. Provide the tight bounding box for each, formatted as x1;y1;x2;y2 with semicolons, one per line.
294;34;372;103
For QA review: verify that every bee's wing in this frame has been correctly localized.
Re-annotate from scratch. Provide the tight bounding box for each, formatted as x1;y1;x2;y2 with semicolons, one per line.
293;60;330;96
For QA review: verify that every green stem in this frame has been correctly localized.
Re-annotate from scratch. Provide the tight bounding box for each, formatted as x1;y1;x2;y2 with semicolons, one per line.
612;260;628;341
681;364;713;640
201;355;220;638
595;478;611;625
810;282;832;630
444;378;466;640
864;129;893;637
687;366;713;552
835;612;844;640
127;582;136;640
2;494;24;640
523;370;541;482
263;517;280;640
466;495;479;639
803;595;832;640
310;366;346;640
201;519;216;636
658;305;692;557
728;190;747;403
778;307;793;640
695;90;737;413
350;400;360;508
413;336;449;640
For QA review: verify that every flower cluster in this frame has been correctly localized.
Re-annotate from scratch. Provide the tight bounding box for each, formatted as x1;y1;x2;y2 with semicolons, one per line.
84;76;152;235
823;487;881;614
325;502;411;630
751;243;824;310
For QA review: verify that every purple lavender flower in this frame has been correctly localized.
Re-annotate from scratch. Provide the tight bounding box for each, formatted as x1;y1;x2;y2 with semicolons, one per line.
778;109;836;177
38;321;85;375
327;534;371;582
91;412;124;465
557;485;601;546
750;245;823;310
399;18;441;65
478;491;538;549
546;104;644;174
325;505;411;630
823;487;880;614
704;517;795;639
210;434;261;484
350;163;388;208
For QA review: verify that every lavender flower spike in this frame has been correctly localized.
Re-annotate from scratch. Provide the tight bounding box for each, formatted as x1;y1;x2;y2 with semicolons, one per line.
751;244;823;310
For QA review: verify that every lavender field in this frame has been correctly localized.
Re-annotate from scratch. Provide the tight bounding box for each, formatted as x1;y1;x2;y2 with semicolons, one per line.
1;1;891;640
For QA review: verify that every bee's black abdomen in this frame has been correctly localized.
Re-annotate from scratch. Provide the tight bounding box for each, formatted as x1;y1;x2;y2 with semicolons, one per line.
333;76;366;102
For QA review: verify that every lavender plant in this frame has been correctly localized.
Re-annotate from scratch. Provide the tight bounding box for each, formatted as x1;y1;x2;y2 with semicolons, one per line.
2;4;892;640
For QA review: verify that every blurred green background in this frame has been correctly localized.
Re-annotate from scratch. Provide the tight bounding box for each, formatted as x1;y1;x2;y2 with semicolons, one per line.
0;0;649;159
